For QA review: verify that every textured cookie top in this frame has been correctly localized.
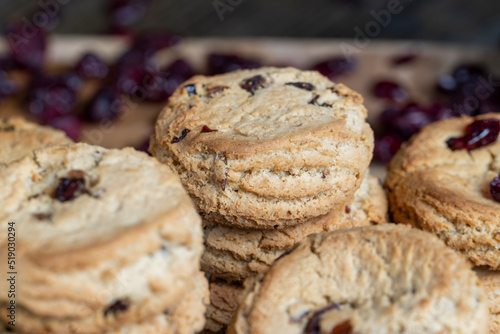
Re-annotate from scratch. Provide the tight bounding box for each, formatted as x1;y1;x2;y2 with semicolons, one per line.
0;143;200;270
475;269;500;330
156;67;368;155
385;113;500;268
0;117;72;165
230;224;488;334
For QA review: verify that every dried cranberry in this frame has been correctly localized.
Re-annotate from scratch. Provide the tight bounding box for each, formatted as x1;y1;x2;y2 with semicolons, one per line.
240;75;266;95
372;81;408;103
143;59;194;102
0;55;19;71
452;64;486;85
54;176;85;202
5;20;46;70
447;119;500;151
312;57;356;79
208;53;261;75
104;299;129;317
132;32;182;52
171;128;190;143
304;303;339;334
47;115;82;141
201;125;217;133
331;320;353;334
285;82;315;91
374;135;402;163
109;0;152;28
75;53;109;79
478;91;500;114
391;53;417;66
135;137;152;155
206;85;228;97
83;86;123;123
490;175;500;202
28;79;77;122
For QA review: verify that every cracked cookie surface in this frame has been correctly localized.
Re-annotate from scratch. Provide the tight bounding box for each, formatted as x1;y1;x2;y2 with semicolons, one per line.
385;114;500;269
150;67;373;229
0;116;72;165
0;143;204;333
476;269;500;334
201;173;387;282
229;224;488;334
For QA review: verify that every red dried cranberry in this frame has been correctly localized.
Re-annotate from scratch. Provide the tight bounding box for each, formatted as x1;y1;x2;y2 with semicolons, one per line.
104;299;130;316
109;0;152;28
28;79;77;122
312;57;356;79
5;20;47;70
201;125;217;133
143;59;194;102
132;32;182;53
372;81;408;103
54;176;85;202
391;53;417;66
112;49;151;94
452;64;486;85
490;175;500;203
447;119;500;151
285;82;315;91
171;129;190;143
374;135;402;163
75;53;109;79
331;320;353;334
240;75;266;95
304;303;339;334
83;86;123;123
46;115;82;141
208;53;261;75
478;91;500;114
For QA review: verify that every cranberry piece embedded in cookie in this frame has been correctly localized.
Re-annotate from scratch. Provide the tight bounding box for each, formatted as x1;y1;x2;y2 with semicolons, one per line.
490;175;500;202
304;303;340;334
240;75;266;95
201;125;217;133
75;53;109;79
372;81;408;103
206;85;229;97
54;175;86;202
330;320;353;334
285;82;315;91
171;128;190;143
103;298;130;316
446;119;500;151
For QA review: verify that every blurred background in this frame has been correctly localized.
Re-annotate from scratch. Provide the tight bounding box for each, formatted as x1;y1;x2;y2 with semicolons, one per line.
0;0;499;44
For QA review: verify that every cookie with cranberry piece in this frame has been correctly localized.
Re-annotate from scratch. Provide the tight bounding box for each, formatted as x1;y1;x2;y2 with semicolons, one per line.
475;269;500;334
229;224;488;334
201;173;387;282
150;67;374;229
0;116;72;165
385;114;500;269
0;143;204;333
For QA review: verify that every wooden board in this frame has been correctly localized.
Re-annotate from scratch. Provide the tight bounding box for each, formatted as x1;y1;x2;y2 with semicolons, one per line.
0;37;498;178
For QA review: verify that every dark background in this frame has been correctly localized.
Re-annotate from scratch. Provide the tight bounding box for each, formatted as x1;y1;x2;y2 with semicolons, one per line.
0;0;499;44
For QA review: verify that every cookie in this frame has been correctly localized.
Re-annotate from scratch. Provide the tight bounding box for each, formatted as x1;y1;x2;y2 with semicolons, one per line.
476;269;500;334
109;271;209;334
229;224;488;334
204;278;249;333
201;173;387;282
0;116;72;165
0;143;203;333
150;67;374;229
385;114;500;268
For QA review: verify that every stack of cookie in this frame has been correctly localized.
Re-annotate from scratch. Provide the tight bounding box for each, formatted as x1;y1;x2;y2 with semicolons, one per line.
385;114;500;333
0;140;208;333
150;67;387;332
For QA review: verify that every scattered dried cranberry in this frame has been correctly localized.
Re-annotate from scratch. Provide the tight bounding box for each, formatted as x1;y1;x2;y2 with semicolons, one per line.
75;53;109;79
490;175;500;203
374;135;402;163
331;320;353;334
5;20;46;70
391;53;417;66
452;64;486;86
220;178;227;191
447;119;500;151
208;53;261;75
304;303;339;334
54;175;85;202
132;32;182;53
201;125;217;133
109;0;152;29
240;75;266;95
104;299;130;317
28;77;77;122
83;86;123;123
312;57;356;79
285;82;315;91
171;128;190;143
47;115;82;141
373;81;408;103
143;59;194;102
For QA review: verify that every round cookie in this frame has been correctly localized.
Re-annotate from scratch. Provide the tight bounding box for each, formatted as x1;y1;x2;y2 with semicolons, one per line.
476;269;500;334
109;271;209;334
0;116;72;165
201;173;387;282
150;67;374;229
385;114;500;269
0;143;203;333
229;224;488;334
